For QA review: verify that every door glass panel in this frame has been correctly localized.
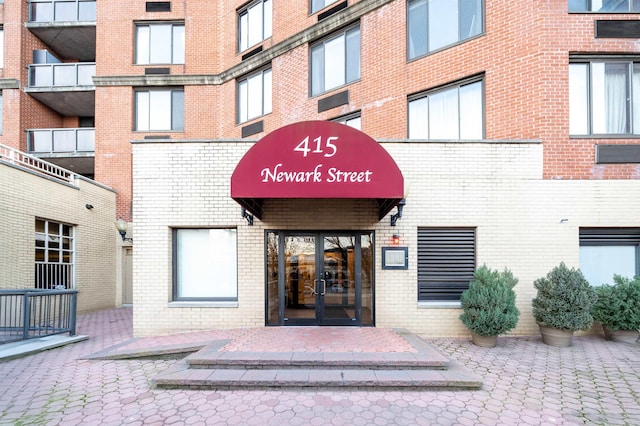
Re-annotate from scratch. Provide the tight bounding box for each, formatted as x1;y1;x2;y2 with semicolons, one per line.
323;236;356;322
284;236;316;320
266;232;279;325
361;233;374;325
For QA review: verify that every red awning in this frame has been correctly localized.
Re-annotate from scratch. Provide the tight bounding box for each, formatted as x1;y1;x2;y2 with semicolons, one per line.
231;121;404;220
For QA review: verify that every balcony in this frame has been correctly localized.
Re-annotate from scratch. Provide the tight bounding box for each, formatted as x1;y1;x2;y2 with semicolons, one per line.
27;128;95;177
26;0;96;61
25;62;95;116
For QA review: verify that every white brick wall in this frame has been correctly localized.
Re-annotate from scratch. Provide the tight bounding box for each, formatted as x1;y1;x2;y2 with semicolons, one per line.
132;140;640;337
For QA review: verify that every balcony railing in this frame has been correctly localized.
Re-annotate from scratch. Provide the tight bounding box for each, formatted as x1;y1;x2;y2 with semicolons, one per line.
28;63;95;88
0;289;78;344
0;143;76;185
29;0;96;23
28;128;95;154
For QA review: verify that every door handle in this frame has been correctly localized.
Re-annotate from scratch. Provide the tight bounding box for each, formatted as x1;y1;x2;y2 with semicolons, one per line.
320;279;326;296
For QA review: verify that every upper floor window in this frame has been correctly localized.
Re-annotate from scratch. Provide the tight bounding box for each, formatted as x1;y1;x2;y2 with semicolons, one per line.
135;88;184;131
408;0;483;60
135;22;185;65
408;78;484;140
311;25;360;96
570;60;640;136
332;112;361;130
0;27;3;67
238;68;272;123
35;219;74;289
0;93;3;135
239;0;272;52
311;0;339;14
569;0;640;12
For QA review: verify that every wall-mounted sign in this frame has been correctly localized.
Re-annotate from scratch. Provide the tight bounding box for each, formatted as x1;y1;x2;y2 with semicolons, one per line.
231;121;404;219
382;246;409;270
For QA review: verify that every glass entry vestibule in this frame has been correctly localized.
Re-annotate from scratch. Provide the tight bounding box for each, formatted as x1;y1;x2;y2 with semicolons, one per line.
266;232;374;326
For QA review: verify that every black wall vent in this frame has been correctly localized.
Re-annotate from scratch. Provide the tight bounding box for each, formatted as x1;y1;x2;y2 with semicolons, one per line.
318;90;349;113
241;46;263;61
595;20;640;38
596;144;640;163
144;67;170;75
318;1;348;21
146;2;171;12
242;120;264;138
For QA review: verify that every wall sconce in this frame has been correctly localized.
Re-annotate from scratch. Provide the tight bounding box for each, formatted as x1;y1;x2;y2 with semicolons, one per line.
85;204;94;210
391;234;401;246
390;199;406;226
241;207;254;226
115;218;133;242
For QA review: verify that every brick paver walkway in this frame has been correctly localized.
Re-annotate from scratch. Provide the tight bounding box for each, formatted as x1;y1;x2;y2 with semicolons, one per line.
1;307;639;425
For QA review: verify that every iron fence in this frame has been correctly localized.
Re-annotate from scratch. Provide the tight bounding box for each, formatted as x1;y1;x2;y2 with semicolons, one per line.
0;289;78;344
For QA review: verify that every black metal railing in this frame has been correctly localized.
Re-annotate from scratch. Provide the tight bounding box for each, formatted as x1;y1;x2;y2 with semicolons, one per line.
0;289;78;344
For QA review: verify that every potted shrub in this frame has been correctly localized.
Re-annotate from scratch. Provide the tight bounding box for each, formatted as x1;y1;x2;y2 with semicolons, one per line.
592;275;640;344
459;265;520;347
532;262;597;347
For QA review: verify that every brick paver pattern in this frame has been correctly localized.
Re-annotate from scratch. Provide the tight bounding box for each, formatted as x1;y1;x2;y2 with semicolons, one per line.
1;307;639;425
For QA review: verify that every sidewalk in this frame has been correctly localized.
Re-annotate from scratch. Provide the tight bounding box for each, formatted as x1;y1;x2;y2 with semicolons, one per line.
0;307;639;425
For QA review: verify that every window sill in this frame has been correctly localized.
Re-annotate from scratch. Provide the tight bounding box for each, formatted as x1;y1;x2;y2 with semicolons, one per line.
168;301;238;308
418;301;461;309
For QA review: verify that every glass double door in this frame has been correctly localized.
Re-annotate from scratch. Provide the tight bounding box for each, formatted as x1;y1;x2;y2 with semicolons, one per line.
266;232;374;326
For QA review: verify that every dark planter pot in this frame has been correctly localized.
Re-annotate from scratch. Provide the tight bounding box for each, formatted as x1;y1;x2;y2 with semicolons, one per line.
538;324;574;347
471;333;497;348
603;327;640;344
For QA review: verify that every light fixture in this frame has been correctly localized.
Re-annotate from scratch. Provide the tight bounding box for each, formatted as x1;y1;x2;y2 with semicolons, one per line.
391;234;401;246
241;207;254;226
115;218;133;242
390;199;406;226
85;204;94;210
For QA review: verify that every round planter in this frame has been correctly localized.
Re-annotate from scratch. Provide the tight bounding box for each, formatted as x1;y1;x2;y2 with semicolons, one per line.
471;333;498;348
538;324;574;347
603;327;640;344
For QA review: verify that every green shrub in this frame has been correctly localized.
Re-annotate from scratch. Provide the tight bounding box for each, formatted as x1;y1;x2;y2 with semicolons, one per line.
532;262;597;332
459;265;520;337
592;275;640;331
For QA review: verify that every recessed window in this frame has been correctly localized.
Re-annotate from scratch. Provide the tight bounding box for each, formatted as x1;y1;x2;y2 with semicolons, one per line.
311;0;339;14
407;0;483;60
173;229;238;301
0;27;3;67
332;112;361;130
135;22;185;64
238;0;272;52
570;60;640;136
238;68;272;123
408;78;483;140
35;219;74;289
310;25;360;96
569;0;640;12
579;228;640;287
135;88;184;131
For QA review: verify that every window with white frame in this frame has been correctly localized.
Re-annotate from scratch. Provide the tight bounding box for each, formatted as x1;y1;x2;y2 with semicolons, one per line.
310;25;360;96
408;78;483;140
135;22;185;64
311;0;338;14
332;112;361;130
570;60;640;136
579;228;640;287
569;0;640;12
173;228;238;300
238;68;272;123
407;0;483;60
238;0;272;52
135;88;184;131
35;219;74;289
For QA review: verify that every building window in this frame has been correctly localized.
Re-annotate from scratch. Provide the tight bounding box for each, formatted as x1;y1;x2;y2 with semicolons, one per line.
332;112;361;130
579;228;640;287
238;68;272;123
173;229;238;300
408;78;483;140
35;219;74;289
569;0;640;12
0;27;3;67
238;0;272;52
0;93;3;135
311;0;338;13
135;88;184;131
407;0;483;60
311;25;360;96
570;60;640;136
135;22;185;64
417;228;476;302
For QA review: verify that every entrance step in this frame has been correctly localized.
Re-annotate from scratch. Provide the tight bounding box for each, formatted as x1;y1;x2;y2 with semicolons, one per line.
152;334;482;390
